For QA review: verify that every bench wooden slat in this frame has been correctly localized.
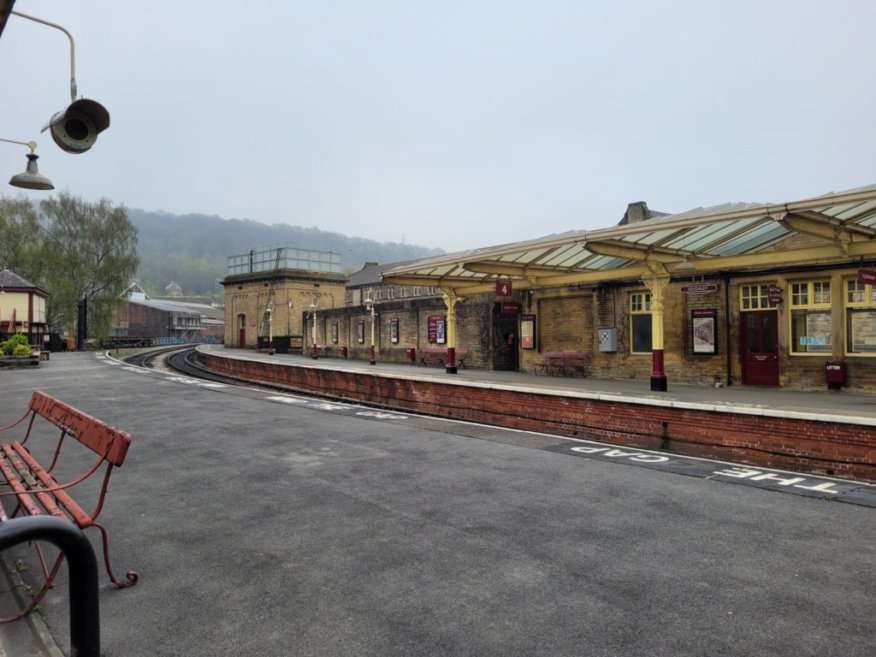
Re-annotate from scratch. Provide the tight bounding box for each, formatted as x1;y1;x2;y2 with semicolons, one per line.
0;445;45;517
28;391;131;466
6;441;93;527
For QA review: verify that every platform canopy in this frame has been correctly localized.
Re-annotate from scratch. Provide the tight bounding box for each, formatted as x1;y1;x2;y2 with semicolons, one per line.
382;183;876;294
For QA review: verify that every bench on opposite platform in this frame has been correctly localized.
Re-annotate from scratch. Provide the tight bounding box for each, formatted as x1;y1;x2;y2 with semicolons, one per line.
532;351;590;377
419;347;469;368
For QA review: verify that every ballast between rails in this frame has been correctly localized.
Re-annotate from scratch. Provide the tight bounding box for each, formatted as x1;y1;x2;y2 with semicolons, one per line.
127;346;291;391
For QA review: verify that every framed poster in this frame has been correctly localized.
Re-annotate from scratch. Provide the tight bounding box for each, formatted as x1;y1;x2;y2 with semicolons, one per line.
428;315;446;344
357;320;365;344
331;321;339;344
521;314;536;349
390;318;399;343
692;309;717;354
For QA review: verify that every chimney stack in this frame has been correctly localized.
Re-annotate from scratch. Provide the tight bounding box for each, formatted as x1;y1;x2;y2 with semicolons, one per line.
620;201;650;225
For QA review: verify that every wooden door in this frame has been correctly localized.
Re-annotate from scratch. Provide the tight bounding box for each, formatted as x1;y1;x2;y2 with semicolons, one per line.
741;311;779;386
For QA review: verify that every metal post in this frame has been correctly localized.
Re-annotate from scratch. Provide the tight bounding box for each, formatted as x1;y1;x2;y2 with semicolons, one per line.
369;306;376;365
311;310;319;358
0;516;100;657
76;297;87;351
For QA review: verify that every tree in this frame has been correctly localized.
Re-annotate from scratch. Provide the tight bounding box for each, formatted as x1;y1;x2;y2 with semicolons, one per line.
0;196;42;275
38;193;139;340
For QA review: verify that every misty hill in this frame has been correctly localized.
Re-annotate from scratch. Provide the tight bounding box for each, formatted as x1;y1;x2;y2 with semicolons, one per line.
128;209;444;297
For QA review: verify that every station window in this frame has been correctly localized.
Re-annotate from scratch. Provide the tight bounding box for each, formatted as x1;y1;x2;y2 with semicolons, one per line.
739;285;770;310
846;280;876;355
630;292;652;353
789;280;831;354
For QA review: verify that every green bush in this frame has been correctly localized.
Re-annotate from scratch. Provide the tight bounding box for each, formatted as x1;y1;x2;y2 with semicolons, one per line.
11;344;33;356
1;334;29;356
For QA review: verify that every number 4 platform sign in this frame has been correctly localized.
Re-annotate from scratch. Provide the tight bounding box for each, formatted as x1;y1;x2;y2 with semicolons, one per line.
496;279;513;296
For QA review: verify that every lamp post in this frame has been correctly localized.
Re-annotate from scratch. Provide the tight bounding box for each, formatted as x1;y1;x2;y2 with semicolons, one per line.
363;294;377;365
265;303;274;355
0;139;54;190
308;296;319;358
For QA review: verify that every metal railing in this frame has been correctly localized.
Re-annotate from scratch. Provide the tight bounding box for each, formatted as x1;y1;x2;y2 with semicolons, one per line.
0;516;100;657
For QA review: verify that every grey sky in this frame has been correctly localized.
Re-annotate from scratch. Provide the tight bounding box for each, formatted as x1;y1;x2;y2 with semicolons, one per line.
2;0;874;250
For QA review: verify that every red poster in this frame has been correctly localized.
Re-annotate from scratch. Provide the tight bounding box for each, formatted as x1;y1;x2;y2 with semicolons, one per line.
428;315;446;344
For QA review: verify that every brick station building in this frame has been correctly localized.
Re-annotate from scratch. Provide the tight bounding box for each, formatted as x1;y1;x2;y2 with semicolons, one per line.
224;183;876;393
380;183;876;392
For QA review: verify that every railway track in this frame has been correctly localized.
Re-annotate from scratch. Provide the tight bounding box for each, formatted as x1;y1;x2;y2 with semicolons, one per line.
125;346;291;391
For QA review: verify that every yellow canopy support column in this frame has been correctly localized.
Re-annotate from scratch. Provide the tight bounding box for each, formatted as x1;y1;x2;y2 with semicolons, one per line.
442;290;461;374
643;266;671;391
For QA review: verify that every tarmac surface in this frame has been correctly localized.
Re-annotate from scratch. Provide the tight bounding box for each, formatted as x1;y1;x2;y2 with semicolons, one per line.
0;349;874;656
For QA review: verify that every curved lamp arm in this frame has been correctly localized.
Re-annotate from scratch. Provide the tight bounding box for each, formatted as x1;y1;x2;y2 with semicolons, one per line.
11;10;78;102
0;137;38;153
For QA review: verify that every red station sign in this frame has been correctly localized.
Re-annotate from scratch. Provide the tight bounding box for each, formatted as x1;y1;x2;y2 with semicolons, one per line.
496;279;513;296
767;285;783;305
681;283;718;294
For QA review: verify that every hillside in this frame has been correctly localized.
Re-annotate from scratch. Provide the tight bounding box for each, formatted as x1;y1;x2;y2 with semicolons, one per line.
129;208;444;297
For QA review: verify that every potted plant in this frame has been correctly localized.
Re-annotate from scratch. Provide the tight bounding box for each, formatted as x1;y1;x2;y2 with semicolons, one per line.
0;334;39;368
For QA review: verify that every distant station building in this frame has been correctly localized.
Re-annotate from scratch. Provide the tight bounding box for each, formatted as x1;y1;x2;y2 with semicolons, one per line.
221;246;346;351
112;283;224;346
0;268;48;346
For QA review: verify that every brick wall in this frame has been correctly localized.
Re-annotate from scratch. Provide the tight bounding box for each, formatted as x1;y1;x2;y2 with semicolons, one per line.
223;265;876;392
316;297;495;367
199;351;876;481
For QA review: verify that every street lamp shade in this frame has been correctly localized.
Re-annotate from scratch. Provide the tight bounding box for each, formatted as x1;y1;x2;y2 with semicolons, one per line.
9;152;54;191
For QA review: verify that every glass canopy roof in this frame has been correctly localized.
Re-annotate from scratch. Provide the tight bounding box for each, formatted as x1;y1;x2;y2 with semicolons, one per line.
382;184;876;292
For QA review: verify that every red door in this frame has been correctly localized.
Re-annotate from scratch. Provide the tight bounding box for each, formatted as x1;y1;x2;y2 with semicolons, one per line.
237;314;246;348
741;311;779;386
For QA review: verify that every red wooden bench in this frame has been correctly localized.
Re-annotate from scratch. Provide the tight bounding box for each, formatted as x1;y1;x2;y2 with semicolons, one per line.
533;351;590;377
419;347;469;368
0;391;138;621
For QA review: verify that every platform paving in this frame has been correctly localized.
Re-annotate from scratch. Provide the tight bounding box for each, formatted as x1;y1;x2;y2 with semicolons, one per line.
0;354;876;657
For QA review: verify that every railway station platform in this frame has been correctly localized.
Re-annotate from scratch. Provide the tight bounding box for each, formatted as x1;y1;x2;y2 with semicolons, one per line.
196;345;876;481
